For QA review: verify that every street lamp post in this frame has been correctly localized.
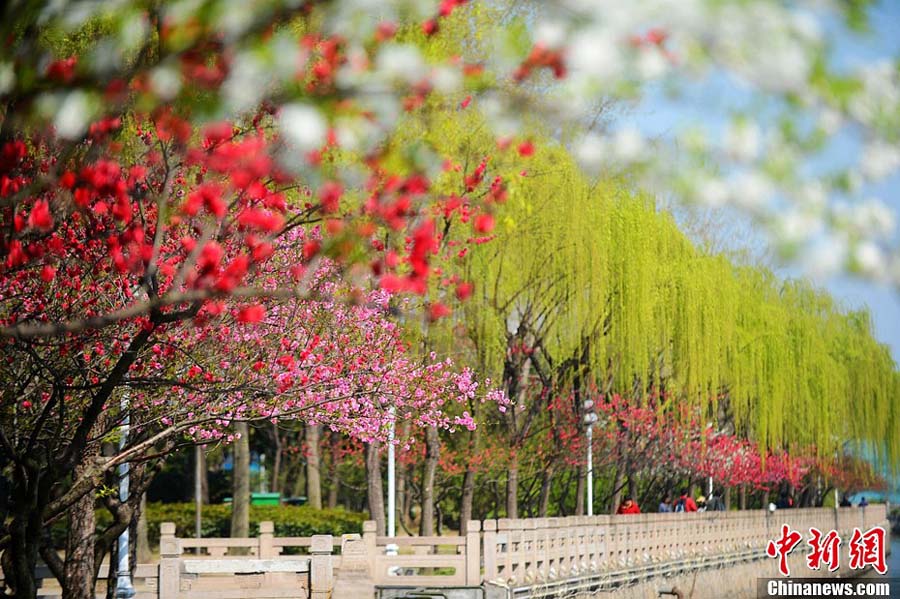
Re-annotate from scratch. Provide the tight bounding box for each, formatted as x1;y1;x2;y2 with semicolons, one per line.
116;395;136;599
584;400;598;517
386;407;397;556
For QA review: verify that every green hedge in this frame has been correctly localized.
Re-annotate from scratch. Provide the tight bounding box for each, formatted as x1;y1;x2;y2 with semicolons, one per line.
51;503;366;550
145;503;367;546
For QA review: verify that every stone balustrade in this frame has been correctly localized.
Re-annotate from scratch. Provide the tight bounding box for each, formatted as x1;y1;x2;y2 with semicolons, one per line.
4;505;888;598
481;506;888;589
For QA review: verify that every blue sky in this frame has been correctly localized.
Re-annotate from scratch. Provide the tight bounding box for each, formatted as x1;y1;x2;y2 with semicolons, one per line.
819;1;900;363
621;1;900;362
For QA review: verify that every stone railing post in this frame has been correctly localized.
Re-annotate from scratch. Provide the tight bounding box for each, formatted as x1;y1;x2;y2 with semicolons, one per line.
498;519;514;583
362;520;378;573
310;534;334;599
532;518;547;580
483;520;498;582
258;521;275;558
465;520;481;585
158;522;182;599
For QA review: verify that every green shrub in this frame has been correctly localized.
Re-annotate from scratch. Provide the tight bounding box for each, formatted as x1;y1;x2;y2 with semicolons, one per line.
49;503;366;550
145;503;367;547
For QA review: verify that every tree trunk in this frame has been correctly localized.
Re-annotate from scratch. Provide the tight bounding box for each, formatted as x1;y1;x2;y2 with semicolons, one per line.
538;465;554;517
402;464;414;530
366;441;385;536
291;464;306;497
5;468;47;599
459;467;476;535
457;428;476;534
230;421;250;547
306;423;322;509
724;486;732;510
420;427;440;536
104;538;116;599
271;422;283;496
137;493;151;563
574;464;585;516
62;460;96;599
740;484;748;510
327;430;340;508
397;462;408;530
199;446;209;504
609;468;625;514
506;453;519;519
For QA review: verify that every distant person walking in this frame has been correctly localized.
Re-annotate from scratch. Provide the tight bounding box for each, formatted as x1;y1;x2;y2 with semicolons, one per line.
674;489;698;512
659;495;673;513
707;493;726;511
839;495;852;507
777;492;795;509
859;496;869;508
617;497;641;514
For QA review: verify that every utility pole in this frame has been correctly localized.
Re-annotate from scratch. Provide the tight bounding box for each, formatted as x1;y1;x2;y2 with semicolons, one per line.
116;395;135;598
386;408;398;555
584;399;598;516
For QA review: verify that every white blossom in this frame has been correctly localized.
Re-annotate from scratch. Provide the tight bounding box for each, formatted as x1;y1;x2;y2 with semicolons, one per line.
855;242;887;279
431;66;462;94
852;198;896;239
612;128;646;163
636;49;668;81
222;52;271;114
149;65;182;100
376;44;427;85
53;91;91;140
729;172;772;212
804;236;848;280
0;63;14;96
724;121;761;162
575;133;608;173
567;29;624;83
535;21;568;50
860;141;900;182
777;209;822;244
696;177;729;208
278;104;327;152
818;109;843;136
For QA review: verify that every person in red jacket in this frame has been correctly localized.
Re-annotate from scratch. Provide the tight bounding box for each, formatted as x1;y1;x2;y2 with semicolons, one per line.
617;497;641;514
674;489;698;512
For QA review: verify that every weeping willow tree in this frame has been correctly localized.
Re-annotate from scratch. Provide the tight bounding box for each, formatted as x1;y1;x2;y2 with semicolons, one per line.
394;99;900;515
362;1;900;518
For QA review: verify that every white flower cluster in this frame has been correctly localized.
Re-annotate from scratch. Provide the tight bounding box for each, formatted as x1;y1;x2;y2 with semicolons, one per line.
515;0;900;288
29;0;900;287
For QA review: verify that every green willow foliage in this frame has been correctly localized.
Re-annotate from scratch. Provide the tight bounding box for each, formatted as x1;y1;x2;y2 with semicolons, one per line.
371;3;899;469
411;106;900;468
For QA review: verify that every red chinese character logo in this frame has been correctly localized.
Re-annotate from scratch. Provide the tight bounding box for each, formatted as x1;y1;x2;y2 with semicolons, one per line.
766;524;803;576
848;526;887;575
807;527;841;572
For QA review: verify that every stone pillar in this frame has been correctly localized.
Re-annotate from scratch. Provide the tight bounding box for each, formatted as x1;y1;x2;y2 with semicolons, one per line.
158;522;181;599
483;520;498;582
498;518;514;584
465;520;481;585
258;521;275;558
362;520;377;573
310;534;334;599
333;533;373;597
